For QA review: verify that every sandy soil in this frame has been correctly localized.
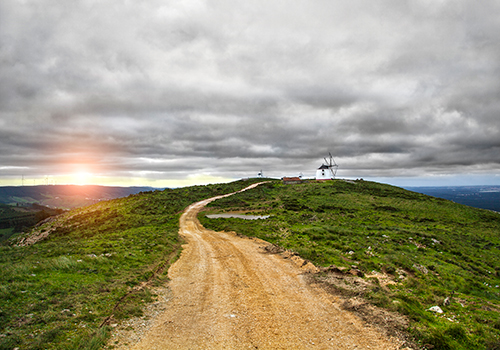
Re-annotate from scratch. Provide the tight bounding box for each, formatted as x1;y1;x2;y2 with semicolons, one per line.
124;183;404;349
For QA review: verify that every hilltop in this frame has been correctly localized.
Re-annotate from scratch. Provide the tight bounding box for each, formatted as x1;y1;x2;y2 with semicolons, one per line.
0;179;498;350
201;179;500;349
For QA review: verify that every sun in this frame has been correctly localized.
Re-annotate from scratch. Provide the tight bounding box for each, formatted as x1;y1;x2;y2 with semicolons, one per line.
74;172;92;185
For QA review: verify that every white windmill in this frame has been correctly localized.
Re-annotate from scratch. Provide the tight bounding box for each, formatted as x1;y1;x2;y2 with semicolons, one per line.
315;153;339;180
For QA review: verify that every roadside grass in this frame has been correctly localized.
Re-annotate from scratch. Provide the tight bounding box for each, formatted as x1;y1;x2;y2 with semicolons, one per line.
0;179;265;350
200;180;500;350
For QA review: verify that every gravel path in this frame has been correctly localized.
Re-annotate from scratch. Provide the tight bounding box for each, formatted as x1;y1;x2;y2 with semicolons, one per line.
115;183;403;349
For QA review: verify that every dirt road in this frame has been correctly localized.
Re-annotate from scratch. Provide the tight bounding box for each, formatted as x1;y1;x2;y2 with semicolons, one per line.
130;183;402;349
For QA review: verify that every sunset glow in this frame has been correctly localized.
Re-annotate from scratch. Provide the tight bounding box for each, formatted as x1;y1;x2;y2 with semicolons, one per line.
74;172;92;185
3;172;236;188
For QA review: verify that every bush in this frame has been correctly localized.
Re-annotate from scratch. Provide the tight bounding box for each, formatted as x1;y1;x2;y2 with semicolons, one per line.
486;340;500;350
444;324;468;340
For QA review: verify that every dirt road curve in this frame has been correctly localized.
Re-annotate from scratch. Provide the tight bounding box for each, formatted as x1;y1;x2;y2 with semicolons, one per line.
131;183;402;349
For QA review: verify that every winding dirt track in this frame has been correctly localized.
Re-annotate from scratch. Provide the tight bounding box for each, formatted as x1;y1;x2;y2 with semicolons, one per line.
131;183;401;349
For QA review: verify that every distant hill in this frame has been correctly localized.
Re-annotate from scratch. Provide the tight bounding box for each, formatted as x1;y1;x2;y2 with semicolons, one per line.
0;185;155;209
405;185;500;212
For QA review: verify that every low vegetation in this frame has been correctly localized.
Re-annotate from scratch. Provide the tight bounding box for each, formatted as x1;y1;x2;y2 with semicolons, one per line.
201;179;500;350
2;178;498;349
0;179;264;350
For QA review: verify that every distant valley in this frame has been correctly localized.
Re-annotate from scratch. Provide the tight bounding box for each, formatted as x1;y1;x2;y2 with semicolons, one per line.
405;185;500;212
0;185;156;242
0;185;155;209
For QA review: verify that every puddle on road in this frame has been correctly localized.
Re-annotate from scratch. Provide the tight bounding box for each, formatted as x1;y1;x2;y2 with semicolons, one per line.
206;213;270;220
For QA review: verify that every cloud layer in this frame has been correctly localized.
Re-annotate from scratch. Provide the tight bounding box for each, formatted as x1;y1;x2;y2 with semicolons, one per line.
1;0;499;185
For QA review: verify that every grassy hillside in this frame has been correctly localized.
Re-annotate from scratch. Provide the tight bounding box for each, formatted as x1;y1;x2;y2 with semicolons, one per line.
0;179;263;350
3;178;498;349
200;180;500;350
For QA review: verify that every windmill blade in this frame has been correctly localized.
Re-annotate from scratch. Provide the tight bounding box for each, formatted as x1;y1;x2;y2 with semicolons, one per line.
329;152;338;167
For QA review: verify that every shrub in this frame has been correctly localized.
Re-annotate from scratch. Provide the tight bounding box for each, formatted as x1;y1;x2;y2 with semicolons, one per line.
444;324;468;340
486;340;500;350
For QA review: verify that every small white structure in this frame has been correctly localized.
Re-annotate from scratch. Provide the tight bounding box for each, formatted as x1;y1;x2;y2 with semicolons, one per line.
315;153;339;180
316;164;332;180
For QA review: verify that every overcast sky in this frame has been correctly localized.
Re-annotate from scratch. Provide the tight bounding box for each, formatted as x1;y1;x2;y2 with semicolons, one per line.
1;0;499;187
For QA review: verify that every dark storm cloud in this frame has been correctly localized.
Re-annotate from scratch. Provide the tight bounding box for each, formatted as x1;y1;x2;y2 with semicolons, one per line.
1;0;499;184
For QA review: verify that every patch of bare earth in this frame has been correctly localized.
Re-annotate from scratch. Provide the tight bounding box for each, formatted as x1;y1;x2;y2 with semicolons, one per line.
109;183;410;349
15;215;64;246
311;270;416;350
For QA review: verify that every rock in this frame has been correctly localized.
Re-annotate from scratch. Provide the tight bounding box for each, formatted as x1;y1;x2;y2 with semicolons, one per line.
323;265;348;274
290;255;306;267
412;264;428;275
443;297;451;306
264;244;284;254
427;306;444;314
349;269;364;277
281;251;297;259
302;262;320;274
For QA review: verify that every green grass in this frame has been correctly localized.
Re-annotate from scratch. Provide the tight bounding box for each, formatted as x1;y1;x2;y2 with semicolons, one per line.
0;227;14;242
200;179;500;350
0;178;265;350
4;178;497;349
